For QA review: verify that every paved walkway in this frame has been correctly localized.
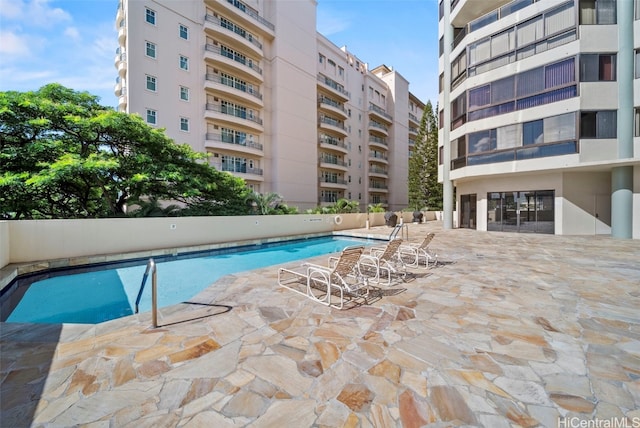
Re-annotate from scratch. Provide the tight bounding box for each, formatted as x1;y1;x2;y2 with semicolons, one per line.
1;223;639;427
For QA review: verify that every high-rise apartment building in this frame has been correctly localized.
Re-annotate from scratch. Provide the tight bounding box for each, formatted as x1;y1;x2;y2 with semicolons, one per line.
439;0;640;238
115;0;424;211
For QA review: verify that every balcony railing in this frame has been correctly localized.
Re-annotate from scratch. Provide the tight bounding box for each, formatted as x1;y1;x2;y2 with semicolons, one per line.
206;133;263;150
369;166;387;175
369;152;388;160
319;156;348;167
319;177;348;185
369;121;389;132
205;74;262;100
205;44;262;75
218;164;264;175
319;96;347;114
369;104;392;121
319;137;348;150
369;183;388;190
369;136;387;146
206;103;263;125
319;116;346;130
226;0;274;31
204;14;262;50
317;74;350;98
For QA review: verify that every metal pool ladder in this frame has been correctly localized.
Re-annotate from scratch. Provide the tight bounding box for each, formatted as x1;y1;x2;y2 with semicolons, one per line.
135;258;158;328
389;221;409;241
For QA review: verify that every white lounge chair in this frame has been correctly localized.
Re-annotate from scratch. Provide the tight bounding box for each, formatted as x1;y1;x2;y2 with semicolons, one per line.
399;232;437;268
277;245;370;309
358;238;407;285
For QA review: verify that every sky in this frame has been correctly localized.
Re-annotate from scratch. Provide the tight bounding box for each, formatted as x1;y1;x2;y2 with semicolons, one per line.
0;0;439;108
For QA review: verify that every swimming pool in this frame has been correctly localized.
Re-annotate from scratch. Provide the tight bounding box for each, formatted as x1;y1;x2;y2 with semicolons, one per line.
3;236;374;324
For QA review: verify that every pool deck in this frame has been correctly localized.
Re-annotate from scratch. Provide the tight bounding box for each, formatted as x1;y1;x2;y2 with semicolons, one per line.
1;223;639;427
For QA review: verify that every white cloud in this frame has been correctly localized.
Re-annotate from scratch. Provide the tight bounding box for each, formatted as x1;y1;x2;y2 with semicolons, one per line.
30;0;71;26
0;0;71;27
64;26;80;39
0;31;32;56
0;0;25;19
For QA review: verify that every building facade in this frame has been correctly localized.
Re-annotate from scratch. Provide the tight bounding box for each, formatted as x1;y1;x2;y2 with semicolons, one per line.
439;0;640;238
115;0;423;211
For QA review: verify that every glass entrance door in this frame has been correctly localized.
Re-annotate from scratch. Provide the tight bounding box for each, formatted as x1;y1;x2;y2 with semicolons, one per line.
460;194;477;229
487;190;554;234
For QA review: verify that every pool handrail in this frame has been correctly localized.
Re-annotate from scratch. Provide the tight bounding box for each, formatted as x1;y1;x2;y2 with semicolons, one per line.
135;258;158;327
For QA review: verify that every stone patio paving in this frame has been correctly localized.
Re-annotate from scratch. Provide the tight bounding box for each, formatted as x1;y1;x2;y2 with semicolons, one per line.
1;223;639;427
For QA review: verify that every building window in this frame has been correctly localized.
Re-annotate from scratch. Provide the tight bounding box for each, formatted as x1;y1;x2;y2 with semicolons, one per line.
635;108;640;136
180;117;189;132
319;54;325;64
180;86;189;101
635;50;640;78
179;55;189;70
467;2;576;78
579;0;616;25
145;8;156;25
145;41;156;58
580;54;616;81
146;75;156;92
146;109;157;125
523;120;543;145
439;0;444;20
439;36;444;57
580;111;617;138
179;24;189;40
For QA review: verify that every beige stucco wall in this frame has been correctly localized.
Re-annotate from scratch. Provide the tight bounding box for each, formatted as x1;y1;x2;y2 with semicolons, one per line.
0;221;9;268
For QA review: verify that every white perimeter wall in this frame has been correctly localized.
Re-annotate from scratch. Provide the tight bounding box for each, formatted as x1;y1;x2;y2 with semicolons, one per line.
0;211;428;268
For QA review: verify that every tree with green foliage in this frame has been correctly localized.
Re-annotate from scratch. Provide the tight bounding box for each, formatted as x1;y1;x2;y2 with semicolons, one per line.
0;84;251;219
306;198;359;214
408;101;442;211
244;191;298;215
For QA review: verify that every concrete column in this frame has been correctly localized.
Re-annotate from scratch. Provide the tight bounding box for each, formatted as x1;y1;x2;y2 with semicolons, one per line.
442;1;454;229
612;0;634;238
612;167;633;239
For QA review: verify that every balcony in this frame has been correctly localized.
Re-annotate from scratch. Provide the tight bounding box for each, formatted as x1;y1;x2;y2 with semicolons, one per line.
118;25;126;45
205;133;263;156
408;113;419;125
408;126;418;136
114;80;125;97
317;74;350;101
368;182;389;193
319;115;348;138
368;152;388;165
204;14;262;56
369;166;388;177
318;96;348;120
212;161;264;181
205;103;264;132
319;156;348;172
318;137;348;154
368;104;393;124
205;44;263;82
223;0;275;37
368;136;388;150
319;177;348;189
205;74;263;108
118;93;127;112
368;121;389;137
115;53;127;78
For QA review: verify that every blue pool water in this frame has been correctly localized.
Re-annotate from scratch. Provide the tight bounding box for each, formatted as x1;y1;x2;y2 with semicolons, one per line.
5;236;373;324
